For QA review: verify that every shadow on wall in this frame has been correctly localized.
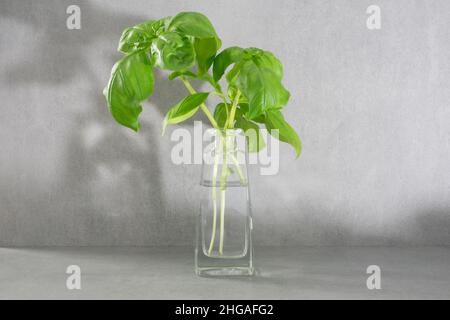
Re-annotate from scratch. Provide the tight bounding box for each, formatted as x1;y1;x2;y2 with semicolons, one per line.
0;0;193;245
2;0;140;84
253;196;450;246
253;202;403;246
414;207;450;245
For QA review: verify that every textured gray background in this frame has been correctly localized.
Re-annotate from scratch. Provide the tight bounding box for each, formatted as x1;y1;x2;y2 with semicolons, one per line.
0;0;449;246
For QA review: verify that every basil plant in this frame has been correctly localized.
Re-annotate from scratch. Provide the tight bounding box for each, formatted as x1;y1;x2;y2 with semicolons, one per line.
104;11;301;157
104;12;302;257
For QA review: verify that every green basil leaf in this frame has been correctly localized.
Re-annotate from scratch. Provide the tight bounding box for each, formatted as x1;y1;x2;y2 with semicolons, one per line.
251;114;266;124
225;60;244;84
162;92;210;134
238;103;249;114
118;22;154;54
148;16;172;36
246;49;284;80
264;110;301;158
195;37;221;74
235;116;266;153
225;48;289;119
168;12;221;74
198;73;221;91
213;102;229;128
238;103;264;123
228;85;248;104
213;46;244;82
151;32;196;71
118;18;170;54
169;71;220;90
169;12;218;39
234;58;290;120
104;50;154;132
168;70;197;80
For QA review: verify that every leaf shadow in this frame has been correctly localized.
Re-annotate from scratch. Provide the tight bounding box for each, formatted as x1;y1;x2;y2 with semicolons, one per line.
0;0;197;245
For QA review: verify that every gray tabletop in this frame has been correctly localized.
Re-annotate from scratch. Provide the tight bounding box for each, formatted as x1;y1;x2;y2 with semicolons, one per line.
1;246;449;299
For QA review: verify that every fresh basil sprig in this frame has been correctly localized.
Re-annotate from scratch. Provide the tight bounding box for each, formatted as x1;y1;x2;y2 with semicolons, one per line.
104;11;301;158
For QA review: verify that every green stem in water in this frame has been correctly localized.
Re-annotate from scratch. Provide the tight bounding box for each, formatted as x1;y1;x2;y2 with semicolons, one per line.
207;138;221;255
219;135;228;255
219;188;226;255
181;77;245;183
218;90;244;255
181;78;245;255
230;154;246;185
225;89;246;185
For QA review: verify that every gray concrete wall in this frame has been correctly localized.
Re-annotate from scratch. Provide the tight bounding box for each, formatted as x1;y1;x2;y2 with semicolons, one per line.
0;0;449;246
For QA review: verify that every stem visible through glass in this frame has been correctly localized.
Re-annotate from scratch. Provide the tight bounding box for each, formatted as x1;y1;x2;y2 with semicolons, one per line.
218;134;229;255
207;136;220;255
180;77;245;256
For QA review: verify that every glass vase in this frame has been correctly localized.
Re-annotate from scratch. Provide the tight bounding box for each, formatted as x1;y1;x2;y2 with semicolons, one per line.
195;129;254;276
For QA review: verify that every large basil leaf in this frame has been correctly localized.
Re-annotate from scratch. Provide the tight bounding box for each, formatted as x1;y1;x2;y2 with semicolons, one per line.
225;48;289;119
235;116;266;152
213;46;244;82
264;110;301;158
104;50;154;132
118;21;155;54
225;60;243;84
235;61;290;119
253;50;283;80
169;12;221;74
151;32;196;71
148;17;172;35
162;92;210;134
118;18;170;54
169;12;218;39
195;37;221;74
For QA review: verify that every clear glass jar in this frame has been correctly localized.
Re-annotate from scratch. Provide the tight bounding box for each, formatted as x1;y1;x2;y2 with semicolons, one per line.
195;129;254;276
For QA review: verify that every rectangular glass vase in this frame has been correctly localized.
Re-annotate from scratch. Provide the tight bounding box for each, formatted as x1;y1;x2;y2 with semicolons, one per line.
195;129;254;276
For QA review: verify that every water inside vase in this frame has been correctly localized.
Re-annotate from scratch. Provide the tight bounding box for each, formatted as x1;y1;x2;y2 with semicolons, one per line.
195;129;253;276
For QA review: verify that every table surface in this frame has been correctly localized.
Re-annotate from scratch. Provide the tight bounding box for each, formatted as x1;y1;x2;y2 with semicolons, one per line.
0;247;449;299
